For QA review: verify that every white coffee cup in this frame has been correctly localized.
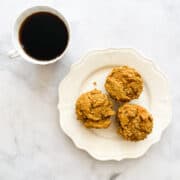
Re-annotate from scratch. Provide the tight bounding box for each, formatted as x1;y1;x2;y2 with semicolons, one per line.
8;6;70;65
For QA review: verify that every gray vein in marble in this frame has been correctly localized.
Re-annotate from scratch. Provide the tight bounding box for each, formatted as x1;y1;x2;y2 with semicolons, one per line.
109;172;121;180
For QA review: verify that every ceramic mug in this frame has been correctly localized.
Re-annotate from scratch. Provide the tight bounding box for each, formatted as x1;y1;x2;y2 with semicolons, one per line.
8;6;70;65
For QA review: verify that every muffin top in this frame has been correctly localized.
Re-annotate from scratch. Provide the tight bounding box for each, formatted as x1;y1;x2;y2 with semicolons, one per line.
117;104;153;141
75;89;115;128
105;66;143;102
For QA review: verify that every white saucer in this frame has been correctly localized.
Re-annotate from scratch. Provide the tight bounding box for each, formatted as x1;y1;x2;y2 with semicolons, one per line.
58;49;171;161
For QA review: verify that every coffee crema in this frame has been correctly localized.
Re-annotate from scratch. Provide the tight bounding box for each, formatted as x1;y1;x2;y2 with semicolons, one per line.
19;12;69;61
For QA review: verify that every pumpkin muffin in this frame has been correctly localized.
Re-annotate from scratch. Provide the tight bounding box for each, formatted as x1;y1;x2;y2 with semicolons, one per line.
76;89;115;128
117;104;153;141
105;66;143;102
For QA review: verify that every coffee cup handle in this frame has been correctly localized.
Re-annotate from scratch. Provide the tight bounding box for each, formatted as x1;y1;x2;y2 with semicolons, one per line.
8;49;19;59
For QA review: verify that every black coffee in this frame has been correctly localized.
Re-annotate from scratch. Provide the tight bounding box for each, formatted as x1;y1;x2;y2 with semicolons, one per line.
19;12;69;60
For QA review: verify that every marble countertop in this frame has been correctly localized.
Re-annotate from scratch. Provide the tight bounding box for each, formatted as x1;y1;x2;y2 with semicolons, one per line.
0;0;179;179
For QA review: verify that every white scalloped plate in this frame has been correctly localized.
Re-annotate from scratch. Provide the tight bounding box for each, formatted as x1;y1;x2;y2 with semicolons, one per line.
58;49;171;161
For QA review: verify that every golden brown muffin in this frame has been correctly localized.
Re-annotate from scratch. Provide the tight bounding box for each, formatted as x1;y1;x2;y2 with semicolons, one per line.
84;119;111;128
105;66;143;102
117;104;153;141
75;89;115;128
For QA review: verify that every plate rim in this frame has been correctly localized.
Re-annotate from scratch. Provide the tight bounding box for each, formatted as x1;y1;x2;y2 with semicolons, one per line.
58;48;172;161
